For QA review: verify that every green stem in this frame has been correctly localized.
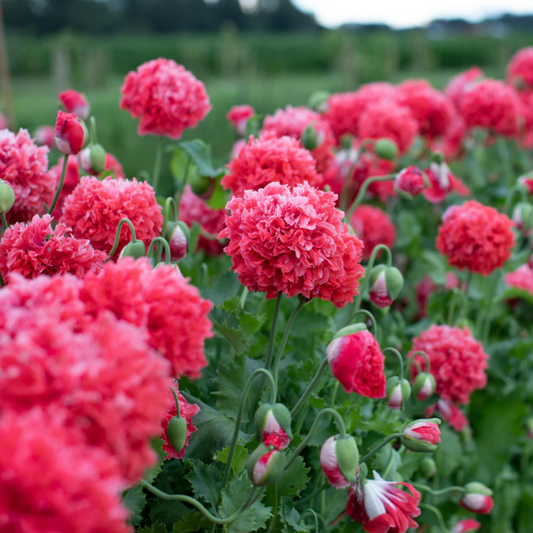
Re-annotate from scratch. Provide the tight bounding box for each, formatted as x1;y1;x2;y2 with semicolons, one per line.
161;197;179;238
301;509;321;533
504;184;528;215
291;357;330;418
240;287;249;309
146;237;171;265
267;484;278;533
405;350;431;374
359;433;402;464
107;218;138;258
340;142;368;213
496;137;513;188
48;155;68;215
273;298;306;385
140;479;261;525
413;483;466;496
152;137;165;192
330;381;340;407
298;484;328;504
170;386;181;418
447;289;458;325
345;174;396;223
418;503;452;533
286;408;347;470
175;154;191;209
383;347;404;380
265;292;283;371
1;213;8;231
481;269;502;344
347;309;378;337
89;116;97;144
461;271;473;320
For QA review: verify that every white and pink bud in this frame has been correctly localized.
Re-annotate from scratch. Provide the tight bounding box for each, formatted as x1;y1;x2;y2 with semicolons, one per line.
368;265;403;309
412;372;436;401
401;418;441;452
246;444;286;486
512;201;533;231
451;519;481;533
164;221;190;263
320;435;359;489
518;173;533;195
254;403;292;450
80;144;106;175
395;166;428;196
34;125;55;149
54;111;89;155
386;376;411;410
460;482;494;514
59;89;90;121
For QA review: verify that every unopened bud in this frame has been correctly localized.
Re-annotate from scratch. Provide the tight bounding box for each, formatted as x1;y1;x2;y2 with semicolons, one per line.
460;482;494;514
386;376;411;410
247;444;286;486
167;416;188;454
165;221;189;262
301;124;320;151
54;111;89;155
307;91;330;112
419;457;437;478
400;418;441;452
395;166;428;197
412;372;436;401
320;435;359;489
374;138;398;161
254;403;292;450
119;240;146;259
80;144;106;175
0;180;15;214
368;265;403;308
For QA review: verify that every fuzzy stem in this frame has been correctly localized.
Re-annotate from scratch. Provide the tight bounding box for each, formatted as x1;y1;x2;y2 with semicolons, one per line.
170;386;181;418
146;237;171;265
48;155;68;215
340;141;370;213
359;433;402;464
383;347;405;380
345;174;396;223
461;271;473;320
291;357;330;418
152;137;165;192
0;213;8;231
406;350;431;374
347;309;378;337
413;483;466;496
89;116;97;144
107;218;137;259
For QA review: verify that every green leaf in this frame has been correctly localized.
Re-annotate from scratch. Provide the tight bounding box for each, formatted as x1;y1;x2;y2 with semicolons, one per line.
433;424;462;476
201;271;242;305
220;473;272;533
173;511;211;533
122;484;146;527
149;497;188;528
207;177;228;209
421;250;448;285
222;297;266;338
184;459;222;509
138;523;168;533
280;506;310;533
500;287;533;306
276;456;310;498
212;320;248;354
144;438;166;484
178;140;225;178
215;440;249;475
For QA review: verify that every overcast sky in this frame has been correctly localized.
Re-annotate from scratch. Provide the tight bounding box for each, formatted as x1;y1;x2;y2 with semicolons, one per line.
292;0;533;28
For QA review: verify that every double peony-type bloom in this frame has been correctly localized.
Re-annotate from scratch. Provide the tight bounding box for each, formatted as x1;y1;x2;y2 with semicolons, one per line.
220;181;364;308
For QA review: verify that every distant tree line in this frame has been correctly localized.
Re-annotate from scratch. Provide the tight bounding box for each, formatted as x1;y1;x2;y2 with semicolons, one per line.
3;0;320;34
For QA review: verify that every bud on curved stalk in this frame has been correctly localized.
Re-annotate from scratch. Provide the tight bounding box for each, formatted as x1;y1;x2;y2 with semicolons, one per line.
395;166;428;196
59;89;90;121
368;265;403;308
167;416;188;454
307;91;330;112
246;444;286;486
54;111;89;155
386;377;411;410
120;240;146;259
0;180;15;214
254;403;292;450
512;201;533;231
164;221;190;262
419;457;437;478
320;435;359;489
412;372;436;401
451;519;481;533
459;482;494;514
400;419;441;452
374;138;398;161
80;144;106;175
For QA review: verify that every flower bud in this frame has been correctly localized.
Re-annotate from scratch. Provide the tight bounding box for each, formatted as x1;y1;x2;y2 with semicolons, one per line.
307;91;330;112
166;415;188;454
119;240;146;259
54;111;89;155
0;180;15;214
518;173;533;195
368;265;403;308
34;125;55;149
412;372;436;401
254;403;292;450
374;138;398;161
451;519;481;533
460;482;494;514
165;221;189;262
80;144;106;175
512;201;533;231
246;444;286;486
431;151;445;164
301;124;321;151
59;89;90;121
188;166;212;196
386;376;411;410
320;435;359;489
400;418;441;452
419;457;437;478
395;166;428;196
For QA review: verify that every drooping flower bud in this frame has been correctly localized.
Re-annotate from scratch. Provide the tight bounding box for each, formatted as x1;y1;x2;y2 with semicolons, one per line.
0;180;15;214
301;124;321;151
419;457;437;478
386;376;411;410
54;111;89;155
374;138;398;161
412;372;436;401
451;519;481;533
119;240;146;259
518;173;533;195
512;201;533;231
166;415;188;454
59;89;90;121
164;221;190;262
320;435;359;489
459;482;494;514
368;265;403;309
400;419;441;452
246;444;286;486
80;144;106;175
254;403;292;450
307;91;330;112
34;125;55;149
395;166;428;196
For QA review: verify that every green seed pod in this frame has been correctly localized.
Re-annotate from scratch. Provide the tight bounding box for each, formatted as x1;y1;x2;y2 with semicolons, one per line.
0;180;15;214
374;138;398;161
81;143;106;175
188;165;212;196
301;125;320;151
419;457;437;478
167;416;188;454
120;240;146;259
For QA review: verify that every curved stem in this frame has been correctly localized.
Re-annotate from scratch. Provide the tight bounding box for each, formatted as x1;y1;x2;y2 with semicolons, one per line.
161;197;179;238
170;386;181;418
147;237;171;265
286;408;347;470
301;509;321;533
273;298;306;385
504;184;528;214
345;174;396;223
48;155;68;215
152;137;165;192
107;218;138;258
383;347;404;380
291;357;330;417
418;503;452;533
359;433;402;464
413;483;466;496
347;309;378;337
140;479;261;525
406;350;431;374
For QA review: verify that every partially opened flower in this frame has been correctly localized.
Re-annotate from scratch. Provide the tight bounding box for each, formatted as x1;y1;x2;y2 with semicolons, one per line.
326;326;386;398
320;435;359;489
254;403;292;450
59;89;90;121
247;444;286;486
460;482;494;514
400;419;441;452
54;111;89;155
395;166;428;196
346;471;421;533
350;205;396;260
452;519;482;533
227;104;255;135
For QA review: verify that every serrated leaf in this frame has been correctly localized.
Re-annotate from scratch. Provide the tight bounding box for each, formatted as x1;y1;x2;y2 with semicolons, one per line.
280;506;309;533
222;297;266;338
149;497;188;528
122;484;146;527
276;456;310;498
173;511;211;533
202;271;242;305
215;440;249;475
184;459;222;509
178;140;225;178
138;522;168;533
213;321;248;354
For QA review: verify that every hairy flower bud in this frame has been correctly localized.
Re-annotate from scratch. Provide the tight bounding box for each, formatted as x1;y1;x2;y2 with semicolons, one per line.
419;457;437;478
254;403;292;450
401;419;441;452
412;372;436;401
0;180;15;214
320;435;359;489
512;201;533;231
166;416;188;454
368;265;403;308
165;221;189;262
374;138;398;161
80;144;106;175
119;241;146;259
54;111;89;155
247;444;286;486
460;482;494;514
386;376;411;410
395;166;428;196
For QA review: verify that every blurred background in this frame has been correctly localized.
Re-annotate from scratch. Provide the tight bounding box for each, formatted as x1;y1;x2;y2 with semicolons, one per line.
1;0;533;176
